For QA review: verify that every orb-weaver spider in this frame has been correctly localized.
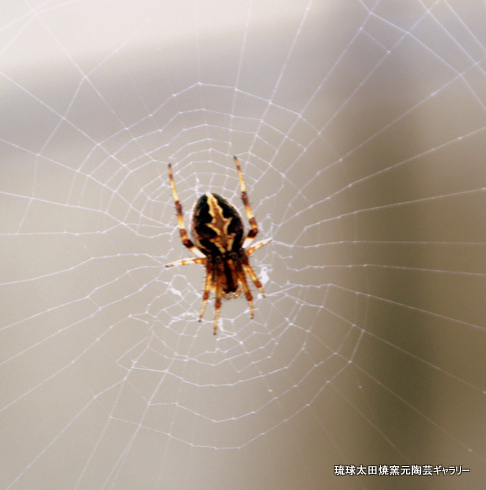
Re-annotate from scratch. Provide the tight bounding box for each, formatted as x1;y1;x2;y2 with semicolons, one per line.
166;156;270;334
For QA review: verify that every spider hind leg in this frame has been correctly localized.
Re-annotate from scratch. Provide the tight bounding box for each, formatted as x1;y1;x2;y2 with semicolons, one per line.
198;262;212;322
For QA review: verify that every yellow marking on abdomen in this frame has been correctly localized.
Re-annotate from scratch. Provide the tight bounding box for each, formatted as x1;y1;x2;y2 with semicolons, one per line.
206;193;235;254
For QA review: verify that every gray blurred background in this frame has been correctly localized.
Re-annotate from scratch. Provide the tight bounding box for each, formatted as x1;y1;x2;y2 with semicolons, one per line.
1;1;485;489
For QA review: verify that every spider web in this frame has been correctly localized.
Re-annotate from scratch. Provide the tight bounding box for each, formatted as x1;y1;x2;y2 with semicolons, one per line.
1;1;485;488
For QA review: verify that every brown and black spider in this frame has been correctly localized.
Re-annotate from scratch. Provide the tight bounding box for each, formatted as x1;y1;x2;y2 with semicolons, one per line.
166;156;270;334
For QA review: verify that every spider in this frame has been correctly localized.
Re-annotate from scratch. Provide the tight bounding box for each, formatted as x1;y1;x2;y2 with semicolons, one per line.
166;156;270;335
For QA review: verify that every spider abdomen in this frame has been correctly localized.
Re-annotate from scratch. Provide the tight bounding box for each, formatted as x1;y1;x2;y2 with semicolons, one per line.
191;192;245;256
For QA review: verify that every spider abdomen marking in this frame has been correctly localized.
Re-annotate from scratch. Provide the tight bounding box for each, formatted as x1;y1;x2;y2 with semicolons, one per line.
191;192;245;256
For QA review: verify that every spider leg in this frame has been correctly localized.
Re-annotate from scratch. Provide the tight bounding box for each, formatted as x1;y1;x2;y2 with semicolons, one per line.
198;262;213;322
233;156;259;249
234;258;255;319
168;163;205;258
213;259;223;335
246;238;272;256
166;257;205;268
243;263;266;298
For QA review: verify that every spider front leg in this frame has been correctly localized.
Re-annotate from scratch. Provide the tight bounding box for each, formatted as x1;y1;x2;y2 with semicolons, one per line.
167;163;205;259
233;156;259;249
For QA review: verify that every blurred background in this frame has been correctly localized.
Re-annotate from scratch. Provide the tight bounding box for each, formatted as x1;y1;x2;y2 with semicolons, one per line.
1;1;485;489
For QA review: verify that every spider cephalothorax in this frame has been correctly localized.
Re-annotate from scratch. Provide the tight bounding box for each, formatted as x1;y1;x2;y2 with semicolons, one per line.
166;156;270;334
